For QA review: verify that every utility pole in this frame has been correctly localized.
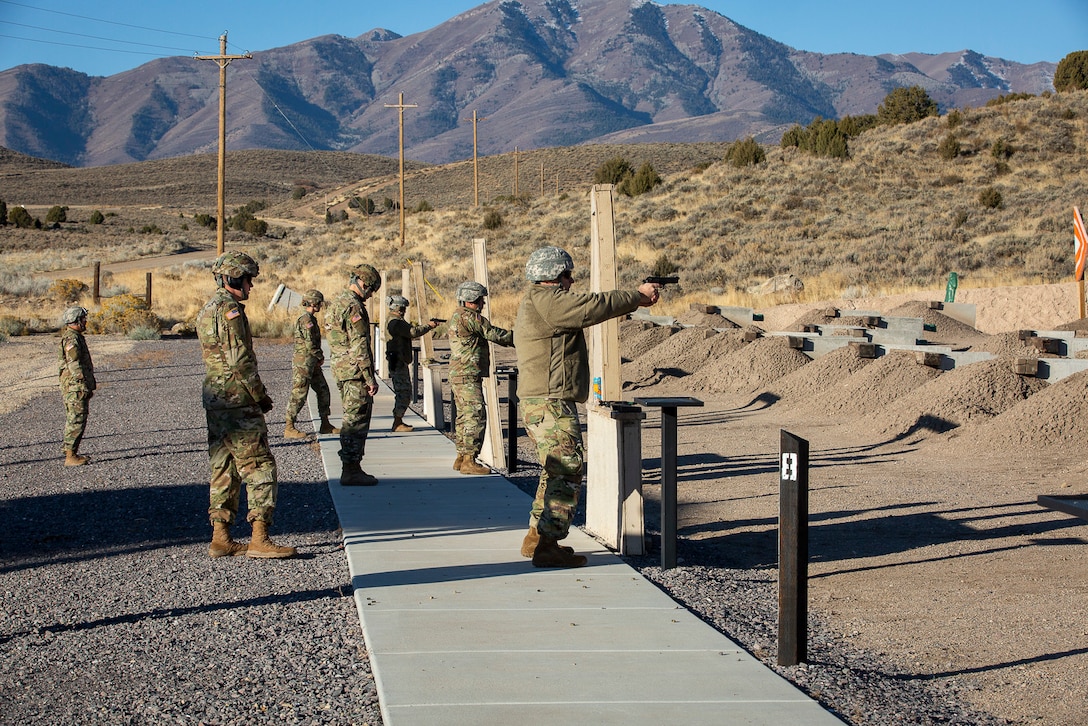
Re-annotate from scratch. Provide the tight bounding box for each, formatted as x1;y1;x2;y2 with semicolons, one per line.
195;32;251;256
463;110;486;207
385;93;417;246
540;162;544;197
513;147;519;199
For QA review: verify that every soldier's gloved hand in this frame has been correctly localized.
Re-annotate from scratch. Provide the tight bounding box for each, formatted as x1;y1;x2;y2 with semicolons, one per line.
259;396;274;413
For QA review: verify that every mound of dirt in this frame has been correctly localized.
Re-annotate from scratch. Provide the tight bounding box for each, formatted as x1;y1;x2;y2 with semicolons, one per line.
768;344;873;402
868;357;1049;440
622;326;754;392
620;323;679;361
886;301;990;345
674;310;741;329
955;367;1088;452
794;350;942;419
968;331;1040;357
686;336;811;396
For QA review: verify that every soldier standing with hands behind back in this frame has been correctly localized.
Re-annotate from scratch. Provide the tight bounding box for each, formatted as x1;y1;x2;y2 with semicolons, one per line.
284;289;339;439
448;281;514;475
197;251;296;559
58;305;95;466
326;264;382;486
385;295;438;433
514;246;659;568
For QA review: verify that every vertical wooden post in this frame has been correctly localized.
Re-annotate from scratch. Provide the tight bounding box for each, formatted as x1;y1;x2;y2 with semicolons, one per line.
384;93;417;246
539;162;544;197
92;261;101;305
376;271;389;379
778;430;810;666
473;238;506;471
145;272;152;308
411;261;443;428
513;147;519;198
464;110;485;207
589;185;621;400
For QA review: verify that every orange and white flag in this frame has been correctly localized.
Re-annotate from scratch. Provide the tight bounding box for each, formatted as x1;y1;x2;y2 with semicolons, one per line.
1075;206;1088;282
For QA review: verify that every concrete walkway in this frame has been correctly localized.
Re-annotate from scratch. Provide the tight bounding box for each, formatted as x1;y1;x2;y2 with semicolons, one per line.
305;376;842;725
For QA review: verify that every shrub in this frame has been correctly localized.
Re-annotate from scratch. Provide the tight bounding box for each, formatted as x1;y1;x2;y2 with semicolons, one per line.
651;253;679;277
985;92;1035;107
413;200;433;212
780;125;805;148
877;85;939;125
383;197;395;210
0;316;29;338
946;109;964;128
482;209;503;230
978;187;1003;209
45;205;68;224
618;162;662;195
89;210;105;224
8;206;34;228
193;213;216;229
48;278;88;302
593;157;634;185
139;224;163;234
127;325;162;340
88;293;161;335
991;137;1014;160
0;199;6;226
726;137;766;167
244;218;269;236
938;134;961;160
291;186;307;200
1054;51;1088;92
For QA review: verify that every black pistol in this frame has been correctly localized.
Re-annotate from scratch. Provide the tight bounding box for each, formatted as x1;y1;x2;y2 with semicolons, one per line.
644;275;679;286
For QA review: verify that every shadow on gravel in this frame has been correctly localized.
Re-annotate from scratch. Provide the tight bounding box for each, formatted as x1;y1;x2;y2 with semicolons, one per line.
0;478;335;575
0;585;348;644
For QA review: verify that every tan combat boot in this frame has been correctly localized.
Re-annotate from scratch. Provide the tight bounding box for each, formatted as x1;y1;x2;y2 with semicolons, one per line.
208;521;247;557
459;458;491;475
532;534;587;568
283;420;307;439
246;520;297;559
520;526;574;558
453;454;464;471
318;416;340;434
341;461;379;486
391;417;414;432
64;450;89;467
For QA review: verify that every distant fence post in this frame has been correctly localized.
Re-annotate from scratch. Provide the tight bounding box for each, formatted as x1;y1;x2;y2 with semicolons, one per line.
145;272;152;308
778;429;809;666
92;261;101;306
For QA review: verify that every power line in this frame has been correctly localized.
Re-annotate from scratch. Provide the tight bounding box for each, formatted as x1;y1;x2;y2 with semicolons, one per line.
0;0;211;40
0;20;199;53
0;32;181;59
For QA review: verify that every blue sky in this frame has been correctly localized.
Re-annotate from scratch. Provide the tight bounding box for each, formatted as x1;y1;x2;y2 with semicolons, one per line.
0;0;1083;77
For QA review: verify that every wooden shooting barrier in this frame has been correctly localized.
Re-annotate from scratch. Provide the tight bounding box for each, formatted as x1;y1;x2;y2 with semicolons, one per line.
585;184;645;554
473;239;506;471
376;271;389;379
411;261;444;429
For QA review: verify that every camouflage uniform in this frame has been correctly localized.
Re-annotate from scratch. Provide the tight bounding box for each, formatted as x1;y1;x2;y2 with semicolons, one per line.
197;287;278;525
326;286;376;467
515;255;643;541
58;322;96;454
385;308;432;419
448;304;513;459
286;307;332;423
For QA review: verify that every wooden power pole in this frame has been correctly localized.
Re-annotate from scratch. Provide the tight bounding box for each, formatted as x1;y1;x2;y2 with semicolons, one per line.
463;110;486;207
385;93;417;246
195;32;251;256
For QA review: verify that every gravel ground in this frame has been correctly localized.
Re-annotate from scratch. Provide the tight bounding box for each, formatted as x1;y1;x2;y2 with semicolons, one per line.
2;337;1007;726
0;339;382;725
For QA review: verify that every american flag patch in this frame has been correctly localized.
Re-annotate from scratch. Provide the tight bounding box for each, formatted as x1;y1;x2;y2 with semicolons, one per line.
350;313;363;324
226;308;241;320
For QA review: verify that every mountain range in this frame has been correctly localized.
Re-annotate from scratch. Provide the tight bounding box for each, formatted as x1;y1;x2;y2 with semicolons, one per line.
0;0;1057;168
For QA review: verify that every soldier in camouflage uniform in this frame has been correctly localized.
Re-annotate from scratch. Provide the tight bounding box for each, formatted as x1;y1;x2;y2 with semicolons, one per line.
384;295;439;433
448;281;514;475
326;263;381;486
284;289;339;439
197;251;296;559
514;246;659;568
58;306;95;467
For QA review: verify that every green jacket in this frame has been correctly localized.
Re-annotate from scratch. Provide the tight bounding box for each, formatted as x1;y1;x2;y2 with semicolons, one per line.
58;327;95;395
448;305;513;382
385;311;432;367
513;284;641;402
196;288;267;410
326;288;375;386
292;309;324;368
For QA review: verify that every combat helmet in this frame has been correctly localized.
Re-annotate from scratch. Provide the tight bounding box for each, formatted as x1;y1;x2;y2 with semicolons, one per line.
212;251;260;279
348;263;380;292
525;246;574;282
387;295;409;310
456;281;488;303
62;306;88;325
302;289;324;307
